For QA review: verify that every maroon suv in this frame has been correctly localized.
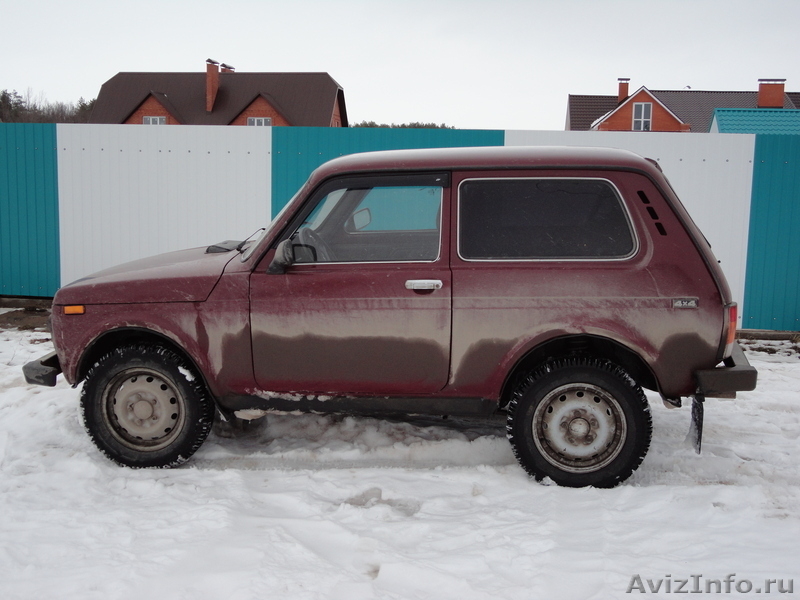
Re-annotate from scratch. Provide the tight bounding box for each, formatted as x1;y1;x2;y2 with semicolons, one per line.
24;146;756;487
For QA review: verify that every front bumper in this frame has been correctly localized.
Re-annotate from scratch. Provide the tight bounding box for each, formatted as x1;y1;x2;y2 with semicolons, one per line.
22;351;62;387
694;342;757;397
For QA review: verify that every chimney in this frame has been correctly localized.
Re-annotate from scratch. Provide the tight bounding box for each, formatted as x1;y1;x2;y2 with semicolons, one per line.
220;63;235;73
758;78;786;108
618;78;630;104
206;59;220;113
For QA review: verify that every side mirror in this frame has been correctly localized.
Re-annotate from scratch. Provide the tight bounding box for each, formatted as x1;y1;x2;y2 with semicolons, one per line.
345;207;372;232
267;239;295;274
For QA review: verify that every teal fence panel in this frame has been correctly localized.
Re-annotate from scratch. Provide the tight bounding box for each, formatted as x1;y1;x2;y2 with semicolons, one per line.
0;124;60;297
744;135;800;330
271;127;505;217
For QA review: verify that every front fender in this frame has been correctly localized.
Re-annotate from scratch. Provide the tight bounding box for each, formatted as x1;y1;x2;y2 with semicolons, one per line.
54;297;253;398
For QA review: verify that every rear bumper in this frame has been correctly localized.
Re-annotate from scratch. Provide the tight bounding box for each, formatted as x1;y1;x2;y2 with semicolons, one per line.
694;342;757;397
22;351;62;387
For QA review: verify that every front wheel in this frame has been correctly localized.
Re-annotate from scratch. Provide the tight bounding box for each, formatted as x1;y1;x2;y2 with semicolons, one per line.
507;358;652;488
81;344;215;467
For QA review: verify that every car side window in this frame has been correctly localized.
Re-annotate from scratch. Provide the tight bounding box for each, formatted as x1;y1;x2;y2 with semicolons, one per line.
291;183;443;263
459;178;636;260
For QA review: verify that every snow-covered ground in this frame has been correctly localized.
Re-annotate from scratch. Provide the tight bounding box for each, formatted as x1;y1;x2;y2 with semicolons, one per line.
1;327;798;599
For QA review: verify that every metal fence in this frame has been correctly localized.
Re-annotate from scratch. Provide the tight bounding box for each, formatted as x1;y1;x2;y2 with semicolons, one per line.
1;123;796;330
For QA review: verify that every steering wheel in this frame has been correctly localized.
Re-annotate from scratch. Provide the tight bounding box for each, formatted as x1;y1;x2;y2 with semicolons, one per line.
296;227;335;262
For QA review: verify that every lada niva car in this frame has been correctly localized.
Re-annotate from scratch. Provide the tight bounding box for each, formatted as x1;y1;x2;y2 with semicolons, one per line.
24;146;757;487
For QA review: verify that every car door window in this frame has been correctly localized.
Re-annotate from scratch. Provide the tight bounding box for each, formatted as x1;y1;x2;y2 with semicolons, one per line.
290;179;444;263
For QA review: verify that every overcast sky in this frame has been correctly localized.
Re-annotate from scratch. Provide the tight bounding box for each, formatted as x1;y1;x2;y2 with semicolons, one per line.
3;0;799;130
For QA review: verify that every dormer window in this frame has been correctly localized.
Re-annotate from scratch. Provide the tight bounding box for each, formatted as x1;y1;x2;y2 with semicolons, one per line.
247;117;272;126
143;116;166;125
632;103;652;131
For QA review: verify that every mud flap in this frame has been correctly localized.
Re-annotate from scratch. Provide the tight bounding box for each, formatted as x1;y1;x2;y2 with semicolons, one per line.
686;393;704;454
23;351;61;387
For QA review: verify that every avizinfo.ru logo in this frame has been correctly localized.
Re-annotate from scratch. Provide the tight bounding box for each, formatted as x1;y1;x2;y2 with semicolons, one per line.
626;574;794;594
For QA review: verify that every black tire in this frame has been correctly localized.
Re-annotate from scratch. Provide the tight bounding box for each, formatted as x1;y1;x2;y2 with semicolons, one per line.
507;358;652;488
80;344;215;468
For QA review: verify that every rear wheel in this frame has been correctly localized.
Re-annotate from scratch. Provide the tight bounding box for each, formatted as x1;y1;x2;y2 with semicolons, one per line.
507;358;652;488
81;344;214;467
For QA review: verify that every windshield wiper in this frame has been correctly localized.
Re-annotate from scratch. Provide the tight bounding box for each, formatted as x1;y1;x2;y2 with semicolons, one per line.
205;240;242;254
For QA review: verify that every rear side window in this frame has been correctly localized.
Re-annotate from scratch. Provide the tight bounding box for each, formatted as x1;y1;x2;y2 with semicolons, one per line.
459;178;636;260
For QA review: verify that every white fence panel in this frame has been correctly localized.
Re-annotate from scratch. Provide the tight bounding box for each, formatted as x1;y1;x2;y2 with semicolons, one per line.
54;125;754;326
57;124;271;286
505;131;755;321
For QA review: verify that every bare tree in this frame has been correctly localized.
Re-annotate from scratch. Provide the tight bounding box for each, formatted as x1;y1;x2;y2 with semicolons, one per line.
352;121;455;129
0;88;95;123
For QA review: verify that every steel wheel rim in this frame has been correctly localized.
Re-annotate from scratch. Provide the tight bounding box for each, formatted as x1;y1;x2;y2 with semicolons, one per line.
102;368;186;452
532;382;627;473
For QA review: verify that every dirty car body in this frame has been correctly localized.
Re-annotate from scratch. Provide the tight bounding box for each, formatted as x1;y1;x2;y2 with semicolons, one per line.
25;146;757;487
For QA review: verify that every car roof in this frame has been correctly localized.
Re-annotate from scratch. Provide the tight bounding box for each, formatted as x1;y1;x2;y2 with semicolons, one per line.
306;145;659;186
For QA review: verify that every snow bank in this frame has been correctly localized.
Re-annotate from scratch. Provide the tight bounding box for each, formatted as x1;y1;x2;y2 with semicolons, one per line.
1;331;798;599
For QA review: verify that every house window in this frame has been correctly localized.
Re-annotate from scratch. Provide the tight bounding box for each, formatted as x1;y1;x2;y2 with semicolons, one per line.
632;103;652;131
142;116;166;125
248;117;272;126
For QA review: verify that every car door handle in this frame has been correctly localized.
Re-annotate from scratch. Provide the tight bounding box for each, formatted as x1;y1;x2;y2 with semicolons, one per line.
405;279;443;290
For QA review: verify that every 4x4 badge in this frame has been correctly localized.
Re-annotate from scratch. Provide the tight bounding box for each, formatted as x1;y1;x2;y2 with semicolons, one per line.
673;298;699;309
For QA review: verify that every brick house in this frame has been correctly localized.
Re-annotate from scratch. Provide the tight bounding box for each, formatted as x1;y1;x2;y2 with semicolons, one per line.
89;60;347;127
566;78;799;132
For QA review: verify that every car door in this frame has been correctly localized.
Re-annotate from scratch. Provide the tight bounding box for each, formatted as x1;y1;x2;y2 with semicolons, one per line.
249;173;451;395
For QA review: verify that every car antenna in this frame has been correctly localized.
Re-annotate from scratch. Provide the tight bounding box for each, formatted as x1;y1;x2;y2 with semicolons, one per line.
236;228;266;252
